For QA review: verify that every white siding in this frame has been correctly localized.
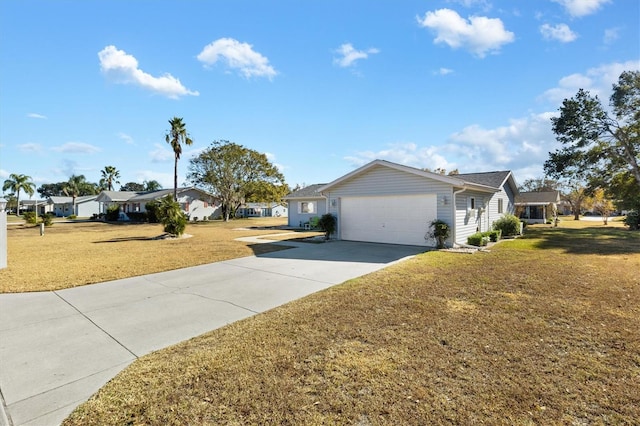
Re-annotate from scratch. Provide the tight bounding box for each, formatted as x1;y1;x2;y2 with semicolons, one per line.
323;165;455;245
454;190;491;245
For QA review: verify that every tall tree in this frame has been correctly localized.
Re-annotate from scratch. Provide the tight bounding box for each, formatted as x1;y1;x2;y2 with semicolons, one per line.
544;70;640;209
120;182;145;192
100;166;121;191
2;173;35;214
188;140;286;221
63;175;97;214
37;182;66;198
165;117;193;201
519;177;561;193
144;179;162;191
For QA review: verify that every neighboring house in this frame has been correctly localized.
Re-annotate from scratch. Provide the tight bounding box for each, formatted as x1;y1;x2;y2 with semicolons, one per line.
515;191;561;224
284;183;328;228
21;199;54;216
317;159;518;247
236;202;288;218
47;195;100;217
95;187;220;220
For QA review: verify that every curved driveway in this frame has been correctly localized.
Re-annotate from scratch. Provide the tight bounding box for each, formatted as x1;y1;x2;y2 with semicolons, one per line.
0;239;424;426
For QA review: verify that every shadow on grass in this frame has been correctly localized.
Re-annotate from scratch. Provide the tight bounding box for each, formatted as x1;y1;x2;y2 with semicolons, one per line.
94;236;163;243
524;226;640;255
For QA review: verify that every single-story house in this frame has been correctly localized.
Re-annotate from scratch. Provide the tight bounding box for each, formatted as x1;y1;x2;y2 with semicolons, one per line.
47;195;100;217
284;183;328;228
236;202;288;218
515;191;561;224
315;159;518;247
21;199;54;216
96;187;220;221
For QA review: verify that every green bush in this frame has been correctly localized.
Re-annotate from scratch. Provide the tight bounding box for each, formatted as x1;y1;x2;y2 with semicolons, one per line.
158;195;187;236
145;201;160;223
309;216;320;229
467;232;488;246
23;211;37;225
428;219;451;248
318;213;337;240
68;214;77;220
126;212;147;222
624;211;640;230
106;205;120;221
41;213;54;227
492;214;521;236
487;229;501;242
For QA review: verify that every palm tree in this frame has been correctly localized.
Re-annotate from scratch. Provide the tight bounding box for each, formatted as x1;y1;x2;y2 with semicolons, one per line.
2;173;35;215
144;179;162;192
63;175;95;215
100;166;120;191
165;117;193;200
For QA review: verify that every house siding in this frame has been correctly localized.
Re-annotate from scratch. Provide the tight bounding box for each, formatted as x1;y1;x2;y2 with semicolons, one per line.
287;198;327;227
322;165;455;244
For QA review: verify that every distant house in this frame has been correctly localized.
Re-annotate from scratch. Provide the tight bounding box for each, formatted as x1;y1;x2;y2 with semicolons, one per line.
310;160;519;247
95;187;220;221
515;191;561;224
47;195;100;217
236;202;288;218
21;199;54;216
283;184;328;228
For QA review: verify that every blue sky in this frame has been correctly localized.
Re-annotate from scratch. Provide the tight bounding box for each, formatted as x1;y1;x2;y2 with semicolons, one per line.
1;0;638;196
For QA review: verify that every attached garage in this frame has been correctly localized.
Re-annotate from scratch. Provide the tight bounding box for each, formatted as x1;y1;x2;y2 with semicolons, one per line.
340;194;437;246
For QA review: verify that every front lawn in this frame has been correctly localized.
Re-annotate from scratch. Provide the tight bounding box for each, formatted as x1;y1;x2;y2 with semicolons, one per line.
0;218;292;293
64;222;640;424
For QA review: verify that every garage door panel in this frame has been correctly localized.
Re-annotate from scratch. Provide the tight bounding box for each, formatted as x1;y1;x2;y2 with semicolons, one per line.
341;195;437;246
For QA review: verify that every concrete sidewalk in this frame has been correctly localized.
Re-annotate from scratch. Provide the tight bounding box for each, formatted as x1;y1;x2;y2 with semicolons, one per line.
0;240;424;426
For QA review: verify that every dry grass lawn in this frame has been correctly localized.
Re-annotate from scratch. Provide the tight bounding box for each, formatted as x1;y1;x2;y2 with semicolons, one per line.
0;218;297;293
64;220;640;425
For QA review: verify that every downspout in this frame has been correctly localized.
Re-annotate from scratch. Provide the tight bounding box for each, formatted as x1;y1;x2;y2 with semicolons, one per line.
452;187;467;247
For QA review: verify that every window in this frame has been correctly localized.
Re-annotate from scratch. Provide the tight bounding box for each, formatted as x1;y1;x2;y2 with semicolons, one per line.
299;201;315;214
467;197;476;211
498;199;504;214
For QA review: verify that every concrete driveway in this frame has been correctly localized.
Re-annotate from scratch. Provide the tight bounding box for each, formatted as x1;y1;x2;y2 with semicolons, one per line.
0;240;425;426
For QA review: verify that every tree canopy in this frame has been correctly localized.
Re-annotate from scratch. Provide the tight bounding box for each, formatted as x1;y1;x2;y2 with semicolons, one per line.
188;140;286;221
2;173;35;213
100;166;120;191
544;70;640;210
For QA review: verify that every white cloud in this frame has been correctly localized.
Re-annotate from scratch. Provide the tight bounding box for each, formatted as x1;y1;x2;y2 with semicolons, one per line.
540;23;578;42
27;113;47;119
417;8;514;58
603;27;619;45
51;142;101;154
448;0;492;9
265;152;285;173
345;142;456;172
540;60;640;104
18;143;43;153
149;143;174;163
552;0;611;17
0;169;9;179
118;132;134;145
333;43;380;68
98;45;199;99
434;67;454;75
197;38;277;79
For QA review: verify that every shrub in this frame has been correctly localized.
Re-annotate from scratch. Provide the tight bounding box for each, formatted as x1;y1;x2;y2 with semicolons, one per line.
309;216;320;229
318;213;337;240
493;214;521;236
427;219;451;249
467;232;488;246
126;212;147;222
624;211;640;230
41;213;54;227
158;195;187;236
23;211;37;225
68;214;77;220
106;205;120;221
145;201;161;223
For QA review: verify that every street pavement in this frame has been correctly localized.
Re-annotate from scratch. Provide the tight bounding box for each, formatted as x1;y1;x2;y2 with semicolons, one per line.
0;239;424;426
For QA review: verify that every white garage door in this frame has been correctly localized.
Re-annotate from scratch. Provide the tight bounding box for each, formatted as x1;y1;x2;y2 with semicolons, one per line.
340;194;437;246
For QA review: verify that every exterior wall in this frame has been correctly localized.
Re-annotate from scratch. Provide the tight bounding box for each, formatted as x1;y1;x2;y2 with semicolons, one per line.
287;198;327;227
75;201;100;217
188;199;218;220
454;190;491;245
272;205;288;217
322;165;455;245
